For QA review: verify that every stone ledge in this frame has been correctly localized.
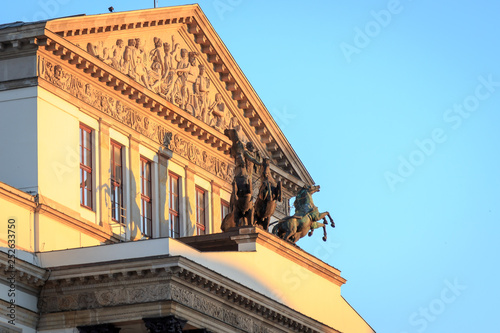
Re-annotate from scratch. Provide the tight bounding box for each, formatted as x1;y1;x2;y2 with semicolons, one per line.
178;227;346;286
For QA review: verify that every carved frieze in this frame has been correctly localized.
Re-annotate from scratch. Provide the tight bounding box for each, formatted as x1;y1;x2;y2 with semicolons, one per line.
39;272;288;333
39;282;172;313
38;55;234;182
169;284;269;332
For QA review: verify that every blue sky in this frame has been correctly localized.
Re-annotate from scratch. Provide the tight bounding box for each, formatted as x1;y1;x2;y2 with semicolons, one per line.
3;0;500;332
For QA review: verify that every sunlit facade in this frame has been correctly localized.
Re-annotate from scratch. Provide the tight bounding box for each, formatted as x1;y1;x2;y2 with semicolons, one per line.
0;5;374;332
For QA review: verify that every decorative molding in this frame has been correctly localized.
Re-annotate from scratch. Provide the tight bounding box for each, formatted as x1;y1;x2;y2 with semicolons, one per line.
33;28;310;192
178;228;346;287
43;11;305;178
36;197;116;243
0;7;313;184
0;322;22;333
38;256;339;332
79;33;233;136
37;54;234;183
0;182;37;211
0;251;49;289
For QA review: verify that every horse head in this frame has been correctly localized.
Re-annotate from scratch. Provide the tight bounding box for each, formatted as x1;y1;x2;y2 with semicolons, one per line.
307;184;320;194
297;184;320;198
293;184;320;215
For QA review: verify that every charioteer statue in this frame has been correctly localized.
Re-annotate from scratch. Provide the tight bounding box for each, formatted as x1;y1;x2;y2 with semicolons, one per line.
221;129;262;229
221;129;335;245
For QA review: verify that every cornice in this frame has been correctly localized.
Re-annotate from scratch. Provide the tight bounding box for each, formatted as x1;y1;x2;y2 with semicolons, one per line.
40;255;340;333
40;28;233;153
188;6;314;184
0;22;45;59
36;195;117;243
0;5;314;192
36;33;303;194
36;39;237;184
254;229;346;286
179;227;346;287
0;250;49;289
0;299;38;330
0;182;37;211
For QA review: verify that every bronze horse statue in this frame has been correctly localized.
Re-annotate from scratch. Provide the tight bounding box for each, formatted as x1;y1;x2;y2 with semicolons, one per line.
254;158;282;231
272;184;335;244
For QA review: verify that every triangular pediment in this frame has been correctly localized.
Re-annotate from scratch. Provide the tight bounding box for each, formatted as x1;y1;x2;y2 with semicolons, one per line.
60;19;230;132
39;5;313;189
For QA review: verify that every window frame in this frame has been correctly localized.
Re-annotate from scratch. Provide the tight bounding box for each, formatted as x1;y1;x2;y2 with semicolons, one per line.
110;140;124;224
221;199;230;223
79;123;93;210
140;156;153;237
195;186;207;235
168;172;181;238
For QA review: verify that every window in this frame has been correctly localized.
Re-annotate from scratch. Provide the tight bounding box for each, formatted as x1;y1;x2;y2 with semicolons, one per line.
195;186;206;235
79;124;92;209
110;141;124;223
169;172;180;238
221;199;230;222
140;157;152;237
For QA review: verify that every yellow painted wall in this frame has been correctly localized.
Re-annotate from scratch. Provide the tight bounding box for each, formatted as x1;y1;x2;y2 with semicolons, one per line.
38;234;373;332
168;239;374;332
36;214;100;252
0;195;35;252
37;88;81;214
0;87;38;191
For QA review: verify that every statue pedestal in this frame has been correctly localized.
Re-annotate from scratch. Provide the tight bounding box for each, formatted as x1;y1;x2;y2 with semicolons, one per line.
229;226;259;251
178;226;258;252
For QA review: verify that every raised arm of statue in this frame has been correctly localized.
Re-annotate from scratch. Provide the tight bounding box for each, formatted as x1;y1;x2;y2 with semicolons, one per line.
244;147;262;166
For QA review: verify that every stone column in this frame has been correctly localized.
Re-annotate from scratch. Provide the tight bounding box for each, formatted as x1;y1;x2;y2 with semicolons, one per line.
128;136;142;240
77;323;120;333
143;315;187;333
184;164;196;236
211;181;221;233
157;147;172;237
98;119;111;229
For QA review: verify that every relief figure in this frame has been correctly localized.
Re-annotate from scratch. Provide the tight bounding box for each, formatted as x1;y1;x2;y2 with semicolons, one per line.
194;64;211;122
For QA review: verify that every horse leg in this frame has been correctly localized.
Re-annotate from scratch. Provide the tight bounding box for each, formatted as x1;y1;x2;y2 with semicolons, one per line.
318;212;335;228
263;217;270;231
327;212;335;228
248;206;255;226
322;223;327;242
284;222;297;243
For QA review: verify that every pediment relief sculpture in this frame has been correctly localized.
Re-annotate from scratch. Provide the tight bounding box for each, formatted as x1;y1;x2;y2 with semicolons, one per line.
30;9;311;189
81;32;235;135
38;55;235;183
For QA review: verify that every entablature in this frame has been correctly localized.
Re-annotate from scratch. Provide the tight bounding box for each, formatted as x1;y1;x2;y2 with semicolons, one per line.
39;255;340;333
0;5;314;194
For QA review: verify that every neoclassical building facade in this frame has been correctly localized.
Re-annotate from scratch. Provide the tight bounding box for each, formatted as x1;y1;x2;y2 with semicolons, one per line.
0;5;375;333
